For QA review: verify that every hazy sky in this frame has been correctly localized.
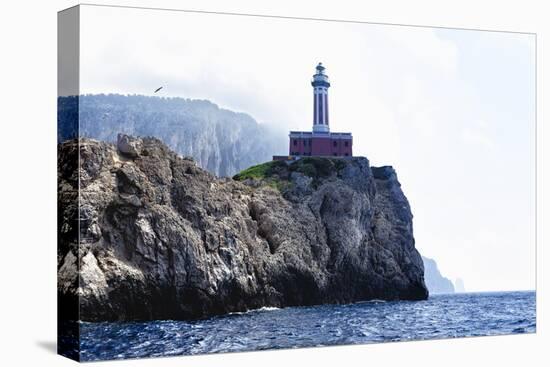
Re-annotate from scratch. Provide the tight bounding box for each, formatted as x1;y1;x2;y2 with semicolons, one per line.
79;5;536;292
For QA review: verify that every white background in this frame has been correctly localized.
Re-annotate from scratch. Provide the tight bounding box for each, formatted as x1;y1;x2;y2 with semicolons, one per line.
0;0;547;366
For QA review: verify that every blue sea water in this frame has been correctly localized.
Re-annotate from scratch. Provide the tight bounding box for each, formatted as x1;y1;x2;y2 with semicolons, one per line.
79;291;535;361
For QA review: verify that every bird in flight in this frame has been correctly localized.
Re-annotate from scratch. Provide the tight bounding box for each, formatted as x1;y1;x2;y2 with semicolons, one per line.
154;86;163;93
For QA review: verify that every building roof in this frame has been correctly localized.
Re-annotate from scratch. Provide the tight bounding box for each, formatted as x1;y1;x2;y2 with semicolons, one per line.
289;131;352;139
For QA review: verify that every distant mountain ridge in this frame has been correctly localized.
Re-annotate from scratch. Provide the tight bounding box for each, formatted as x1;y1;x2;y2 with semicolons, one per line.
57;94;287;177
422;256;455;294
454;278;466;293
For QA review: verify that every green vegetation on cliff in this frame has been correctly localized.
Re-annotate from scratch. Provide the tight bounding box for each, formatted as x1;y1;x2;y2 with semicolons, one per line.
233;157;350;189
232;160;286;181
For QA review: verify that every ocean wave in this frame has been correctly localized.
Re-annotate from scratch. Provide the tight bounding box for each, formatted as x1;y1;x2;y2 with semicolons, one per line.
355;299;387;304
227;306;281;316
78;291;536;361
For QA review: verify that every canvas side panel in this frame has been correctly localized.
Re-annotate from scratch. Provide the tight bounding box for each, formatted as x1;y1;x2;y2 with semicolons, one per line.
57;5;80;362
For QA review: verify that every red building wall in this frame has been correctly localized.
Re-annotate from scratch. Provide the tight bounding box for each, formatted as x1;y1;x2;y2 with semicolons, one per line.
289;135;352;157
289;137;312;155
311;137;332;156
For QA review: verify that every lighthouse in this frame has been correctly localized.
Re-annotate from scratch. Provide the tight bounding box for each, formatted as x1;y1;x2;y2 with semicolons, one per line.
312;63;330;133
274;63;352;159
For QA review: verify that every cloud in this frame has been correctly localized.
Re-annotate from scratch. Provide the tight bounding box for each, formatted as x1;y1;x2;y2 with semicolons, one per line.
461;120;495;149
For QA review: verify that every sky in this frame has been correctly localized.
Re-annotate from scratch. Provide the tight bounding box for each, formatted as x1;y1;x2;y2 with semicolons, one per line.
79;5;536;292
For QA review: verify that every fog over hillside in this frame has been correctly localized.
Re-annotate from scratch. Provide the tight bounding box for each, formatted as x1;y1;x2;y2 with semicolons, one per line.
58;94;287;177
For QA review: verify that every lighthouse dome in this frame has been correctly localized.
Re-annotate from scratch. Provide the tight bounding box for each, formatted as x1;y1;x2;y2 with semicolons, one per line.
312;62;330;88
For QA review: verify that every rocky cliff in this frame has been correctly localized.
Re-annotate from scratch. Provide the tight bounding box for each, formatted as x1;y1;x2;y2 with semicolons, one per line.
422;256;455;294
58;94;287;177
58;135;428;322
454;278;466;293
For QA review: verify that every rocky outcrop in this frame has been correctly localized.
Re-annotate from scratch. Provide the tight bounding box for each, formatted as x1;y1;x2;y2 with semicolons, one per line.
422;256;455;294
116;134;142;158
454;278;466;293
57;135;428;322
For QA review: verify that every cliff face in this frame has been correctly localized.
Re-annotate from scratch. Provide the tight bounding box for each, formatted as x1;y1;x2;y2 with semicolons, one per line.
58;135;427;322
58;95;287;177
454;278;466;293
422;256;455;294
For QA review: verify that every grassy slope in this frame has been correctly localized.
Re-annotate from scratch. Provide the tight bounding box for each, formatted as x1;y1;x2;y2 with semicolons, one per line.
233;157;349;190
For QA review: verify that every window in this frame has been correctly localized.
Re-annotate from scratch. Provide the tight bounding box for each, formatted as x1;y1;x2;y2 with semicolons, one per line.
333;153;337;156
344;141;349;147
345;153;349;156
333;141;337;147
293;140;297;146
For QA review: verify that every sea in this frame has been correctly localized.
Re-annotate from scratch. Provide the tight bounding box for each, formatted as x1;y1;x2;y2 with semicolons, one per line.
77;291;535;361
